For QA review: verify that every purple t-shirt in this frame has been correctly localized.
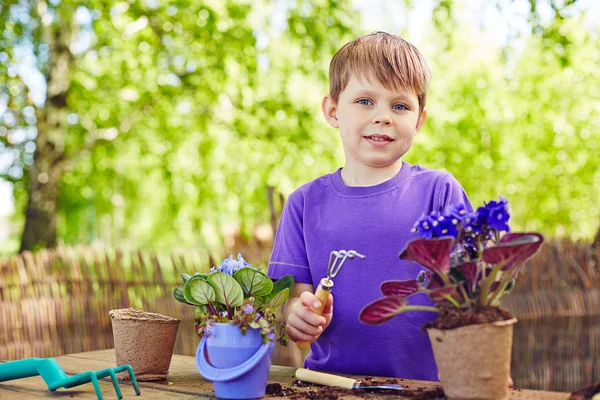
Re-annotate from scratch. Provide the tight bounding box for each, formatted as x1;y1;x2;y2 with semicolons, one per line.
267;162;473;380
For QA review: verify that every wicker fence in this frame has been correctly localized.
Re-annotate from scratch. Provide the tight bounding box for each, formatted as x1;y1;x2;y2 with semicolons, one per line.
0;239;598;391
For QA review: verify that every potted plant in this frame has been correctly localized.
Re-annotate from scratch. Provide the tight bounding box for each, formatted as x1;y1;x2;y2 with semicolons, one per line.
359;197;544;400
173;253;294;399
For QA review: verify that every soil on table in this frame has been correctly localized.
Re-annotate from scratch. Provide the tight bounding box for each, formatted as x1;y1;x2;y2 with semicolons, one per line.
265;377;446;399
568;382;600;400
424;304;514;330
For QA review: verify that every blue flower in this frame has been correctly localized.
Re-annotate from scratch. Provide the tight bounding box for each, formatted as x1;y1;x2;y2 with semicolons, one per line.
412;214;436;238
463;211;484;233
432;215;458;238
486;197;510;232
443;203;468;224
211;254;256;276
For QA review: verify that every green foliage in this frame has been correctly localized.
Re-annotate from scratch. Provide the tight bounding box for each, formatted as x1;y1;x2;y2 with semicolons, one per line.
173;254;294;342
233;267;273;298
0;0;598;253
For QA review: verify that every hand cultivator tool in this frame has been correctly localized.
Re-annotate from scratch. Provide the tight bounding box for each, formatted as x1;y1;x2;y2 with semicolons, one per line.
0;357;140;399
297;249;366;349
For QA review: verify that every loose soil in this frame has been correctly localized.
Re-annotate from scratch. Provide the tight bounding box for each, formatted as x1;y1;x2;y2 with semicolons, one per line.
424;304;514;330
265;378;446;399
568;382;600;400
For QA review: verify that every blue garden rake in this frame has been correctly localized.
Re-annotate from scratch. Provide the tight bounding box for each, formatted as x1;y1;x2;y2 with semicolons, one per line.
0;357;141;399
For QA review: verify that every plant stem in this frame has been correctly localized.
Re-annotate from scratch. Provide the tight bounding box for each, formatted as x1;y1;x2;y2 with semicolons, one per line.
401;305;440;313
445;295;461;308
458;284;471;306
487;273;513;305
479;261;506;306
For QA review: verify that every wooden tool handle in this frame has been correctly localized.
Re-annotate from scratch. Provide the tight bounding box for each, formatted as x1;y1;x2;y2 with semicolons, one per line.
296;283;331;350
295;368;357;389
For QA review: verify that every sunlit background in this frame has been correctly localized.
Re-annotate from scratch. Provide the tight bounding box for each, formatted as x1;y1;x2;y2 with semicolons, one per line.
1;0;599;394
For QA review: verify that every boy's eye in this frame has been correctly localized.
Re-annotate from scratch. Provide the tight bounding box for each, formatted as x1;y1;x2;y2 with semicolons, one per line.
356;99;373;106
393;104;408;111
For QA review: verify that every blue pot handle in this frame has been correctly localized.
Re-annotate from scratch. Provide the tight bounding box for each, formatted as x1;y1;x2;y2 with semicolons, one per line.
196;335;274;382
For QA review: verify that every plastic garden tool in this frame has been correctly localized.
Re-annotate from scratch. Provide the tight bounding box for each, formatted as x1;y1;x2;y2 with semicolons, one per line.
0;357;141;400
297;249;366;349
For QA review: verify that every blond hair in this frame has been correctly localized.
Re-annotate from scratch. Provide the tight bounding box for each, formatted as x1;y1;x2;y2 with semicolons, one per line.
329;32;431;114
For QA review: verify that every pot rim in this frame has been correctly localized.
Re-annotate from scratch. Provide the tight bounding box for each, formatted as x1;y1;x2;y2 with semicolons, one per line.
109;308;180;323
426;317;517;334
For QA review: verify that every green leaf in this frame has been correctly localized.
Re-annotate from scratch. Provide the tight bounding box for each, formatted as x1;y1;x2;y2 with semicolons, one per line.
208;272;244;308
271;274;294;294
181;273;192;284
173;285;193;305
263;274;294;309
264;287;290;309
194;305;208;320
449;267;466;283
233;268;273;298
183;276;216;305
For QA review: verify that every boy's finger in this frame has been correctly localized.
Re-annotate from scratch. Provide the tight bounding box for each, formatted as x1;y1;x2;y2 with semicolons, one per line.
299;291;322;310
288;314;323;336
297;307;327;327
286;324;319;343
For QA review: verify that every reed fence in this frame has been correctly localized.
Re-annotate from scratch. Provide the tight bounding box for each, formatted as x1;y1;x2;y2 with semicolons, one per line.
0;238;598;392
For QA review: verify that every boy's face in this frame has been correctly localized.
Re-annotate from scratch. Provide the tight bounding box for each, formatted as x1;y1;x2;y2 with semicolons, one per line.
322;74;427;171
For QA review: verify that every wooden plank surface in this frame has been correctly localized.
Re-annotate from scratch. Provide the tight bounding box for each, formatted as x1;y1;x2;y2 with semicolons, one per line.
1;349;570;399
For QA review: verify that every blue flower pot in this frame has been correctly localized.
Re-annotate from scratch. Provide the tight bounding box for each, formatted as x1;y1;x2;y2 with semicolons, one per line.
195;323;275;399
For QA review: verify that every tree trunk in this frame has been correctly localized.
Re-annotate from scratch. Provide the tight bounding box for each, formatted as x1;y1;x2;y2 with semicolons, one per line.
20;3;71;252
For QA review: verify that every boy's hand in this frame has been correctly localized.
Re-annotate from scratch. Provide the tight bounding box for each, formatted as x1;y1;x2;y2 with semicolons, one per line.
286;291;333;344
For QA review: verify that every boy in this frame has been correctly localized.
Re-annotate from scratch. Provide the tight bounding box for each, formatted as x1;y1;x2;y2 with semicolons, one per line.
267;32;472;381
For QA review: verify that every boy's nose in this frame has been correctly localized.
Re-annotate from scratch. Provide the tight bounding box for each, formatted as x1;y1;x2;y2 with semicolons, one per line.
372;115;392;126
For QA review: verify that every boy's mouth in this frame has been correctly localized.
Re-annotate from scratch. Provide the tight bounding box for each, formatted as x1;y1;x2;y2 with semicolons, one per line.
364;135;394;147
364;134;393;141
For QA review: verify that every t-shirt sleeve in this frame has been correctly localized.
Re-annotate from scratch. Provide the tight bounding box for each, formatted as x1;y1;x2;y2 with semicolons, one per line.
267;196;313;284
435;173;474;213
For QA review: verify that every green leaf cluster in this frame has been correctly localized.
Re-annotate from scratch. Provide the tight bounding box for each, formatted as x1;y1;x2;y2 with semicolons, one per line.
173;258;293;341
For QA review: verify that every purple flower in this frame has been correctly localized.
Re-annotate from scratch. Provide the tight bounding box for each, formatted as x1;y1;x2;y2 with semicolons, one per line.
486;197;510;232
211;254;257;276
243;304;254;315
462;212;483;234
412;214;436;238
432;215;458;238
443;203;468;224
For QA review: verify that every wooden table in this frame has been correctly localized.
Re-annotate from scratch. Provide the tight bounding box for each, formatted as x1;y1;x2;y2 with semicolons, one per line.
0;350;569;399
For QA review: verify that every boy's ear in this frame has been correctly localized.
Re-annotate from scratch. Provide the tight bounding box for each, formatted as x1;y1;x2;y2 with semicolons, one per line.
415;108;428;133
322;95;339;128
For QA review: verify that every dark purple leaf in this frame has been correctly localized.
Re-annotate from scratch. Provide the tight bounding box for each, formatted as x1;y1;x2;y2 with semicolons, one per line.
426;272;445;290
429;285;458;303
359;296;407;325
399;237;454;274
457;261;478;291
380;280;420;297
483;233;544;272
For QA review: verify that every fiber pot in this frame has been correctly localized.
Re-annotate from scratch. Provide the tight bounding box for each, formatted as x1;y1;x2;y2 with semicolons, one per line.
196;323;275;399
427;318;517;400
109;308;180;381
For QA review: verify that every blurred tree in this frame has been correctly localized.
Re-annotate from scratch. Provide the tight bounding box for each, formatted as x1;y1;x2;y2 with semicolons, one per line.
0;0;598;253
0;0;357;251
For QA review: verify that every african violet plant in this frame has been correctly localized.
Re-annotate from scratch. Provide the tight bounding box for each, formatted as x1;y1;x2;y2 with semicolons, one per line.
173;254;294;343
359;197;544;325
